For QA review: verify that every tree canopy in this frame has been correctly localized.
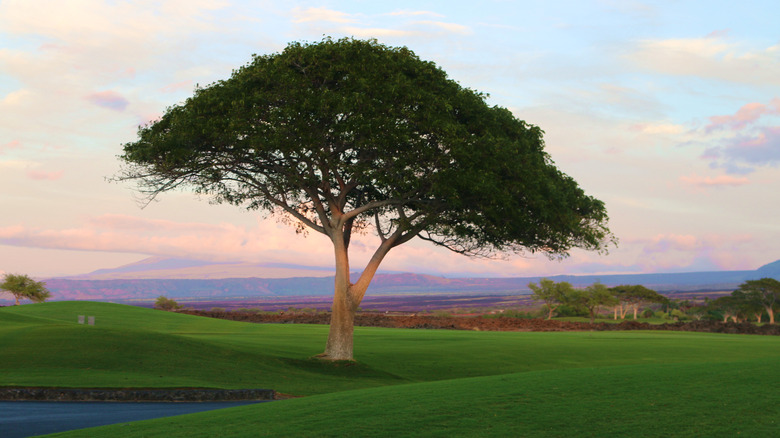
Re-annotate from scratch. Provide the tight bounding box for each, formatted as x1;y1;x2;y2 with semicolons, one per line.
0;274;51;306
528;278;575;320
119;38;614;359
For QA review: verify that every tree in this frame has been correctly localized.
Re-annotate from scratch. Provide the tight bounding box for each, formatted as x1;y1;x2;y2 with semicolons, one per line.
579;282;618;323
709;295;746;323
154;295;182;311
610;285;665;320
0;274;51;305
118;38;614;360
734;278;780;324
529;279;575;320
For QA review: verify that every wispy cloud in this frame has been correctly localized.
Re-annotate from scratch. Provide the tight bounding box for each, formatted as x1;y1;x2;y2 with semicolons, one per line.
86;90;130;111
412;20;471;35
290;6;471;40
1;140;22;154
628;36;780;85
292;7;356;24
679;174;749;188
387;10;443;18
26;169;63;180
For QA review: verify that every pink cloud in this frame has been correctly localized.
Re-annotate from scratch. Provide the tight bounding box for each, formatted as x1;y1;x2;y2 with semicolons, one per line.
706;101;778;132
26;169;64;180
679;174;749;188
1;140;21;154
632;233;758;272
86;90;129;111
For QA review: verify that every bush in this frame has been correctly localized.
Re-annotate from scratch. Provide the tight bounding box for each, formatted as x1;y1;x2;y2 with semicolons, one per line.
556;304;588;318
154;296;181;311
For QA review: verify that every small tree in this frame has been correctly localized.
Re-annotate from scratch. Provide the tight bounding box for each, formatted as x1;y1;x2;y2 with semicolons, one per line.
154;295;182;311
529;278;574;320
734;278;780;324
709;295;746;322
118;38;614;360
579;282;618;323
0;274;51;305
610;285;665;320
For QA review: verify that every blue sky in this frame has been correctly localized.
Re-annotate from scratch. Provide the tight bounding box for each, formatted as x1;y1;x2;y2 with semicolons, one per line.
1;0;778;278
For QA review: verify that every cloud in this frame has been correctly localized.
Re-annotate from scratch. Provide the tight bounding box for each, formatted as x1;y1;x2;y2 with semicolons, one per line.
387;10;444;18
706;100;780;132
412;20;472;35
1;140;21;154
290;6;471;40
628;36;780;85
679;174;749;188
630;122;684;135
342;27;416;38
292;7;356;24
0;214;334;266
26;169;63;180
160;80;193;93
705;126;780;172
632;233;757;272
86;90;130;111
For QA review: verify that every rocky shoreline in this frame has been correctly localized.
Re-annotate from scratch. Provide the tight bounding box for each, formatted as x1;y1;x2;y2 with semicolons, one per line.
0;387;275;402
181;310;780;335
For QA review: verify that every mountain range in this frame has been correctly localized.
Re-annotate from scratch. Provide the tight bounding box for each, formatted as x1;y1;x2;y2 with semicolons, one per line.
35;257;780;302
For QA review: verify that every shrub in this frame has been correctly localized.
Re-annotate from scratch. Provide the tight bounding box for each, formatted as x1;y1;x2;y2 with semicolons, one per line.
154;296;181;311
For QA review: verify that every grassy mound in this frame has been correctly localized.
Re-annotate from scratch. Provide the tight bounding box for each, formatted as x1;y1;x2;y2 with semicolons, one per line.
2;302;779;436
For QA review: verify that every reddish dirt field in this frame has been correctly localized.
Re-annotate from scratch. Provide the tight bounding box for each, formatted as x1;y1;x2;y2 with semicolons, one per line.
180;310;780;335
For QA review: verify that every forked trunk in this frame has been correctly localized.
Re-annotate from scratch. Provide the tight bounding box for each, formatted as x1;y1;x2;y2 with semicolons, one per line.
632;305;638;320
317;228;394;361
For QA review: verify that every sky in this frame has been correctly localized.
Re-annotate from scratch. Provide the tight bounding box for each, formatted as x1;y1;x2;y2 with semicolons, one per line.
0;0;778;279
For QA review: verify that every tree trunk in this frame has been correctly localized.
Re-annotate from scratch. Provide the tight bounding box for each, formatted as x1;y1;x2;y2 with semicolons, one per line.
766;306;775;324
320;236;357;361
317;226;395;361
632;304;638;320
15;295;20;305
323;287;356;361
614;306;618;320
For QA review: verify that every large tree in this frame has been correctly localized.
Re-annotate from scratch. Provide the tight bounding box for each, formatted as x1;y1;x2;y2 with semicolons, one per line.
0;274;51;306
119;38;614;360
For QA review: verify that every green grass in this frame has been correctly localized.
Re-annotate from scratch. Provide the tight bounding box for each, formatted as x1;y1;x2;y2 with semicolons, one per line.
2;301;778;437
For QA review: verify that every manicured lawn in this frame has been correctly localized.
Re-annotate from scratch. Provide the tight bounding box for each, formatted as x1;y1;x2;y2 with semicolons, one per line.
2;302;778;436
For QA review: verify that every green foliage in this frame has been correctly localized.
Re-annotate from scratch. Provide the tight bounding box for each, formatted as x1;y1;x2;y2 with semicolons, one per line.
0;273;50;305
119;37;614;259
154;296;181;311
529;278;575;319
734;278;780;323
610;284;666;320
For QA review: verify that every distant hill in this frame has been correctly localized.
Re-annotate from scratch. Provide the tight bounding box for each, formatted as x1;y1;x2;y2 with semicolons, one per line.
67;256;336;280
36;258;780;302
